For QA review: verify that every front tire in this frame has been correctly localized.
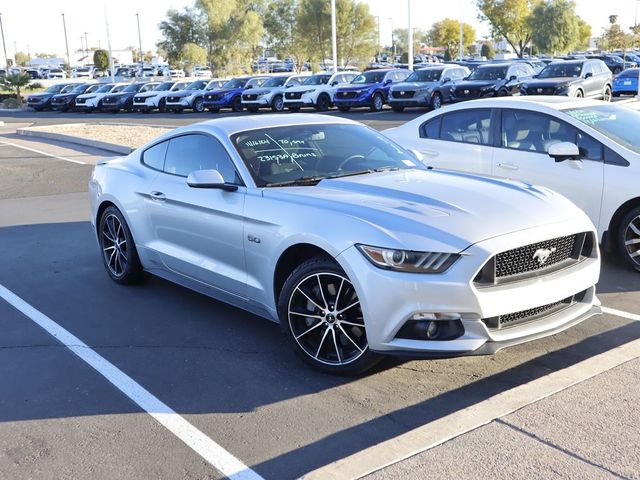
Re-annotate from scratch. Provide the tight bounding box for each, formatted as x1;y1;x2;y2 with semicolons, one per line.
431;92;443;110
315;94;331;112
271;95;285;112
370;93;384;111
575;89;584;98
98;206;144;284
603;85;612;102
193;97;205;113
617;207;640;272
278;256;381;375
158;98;167;112
231;96;243;112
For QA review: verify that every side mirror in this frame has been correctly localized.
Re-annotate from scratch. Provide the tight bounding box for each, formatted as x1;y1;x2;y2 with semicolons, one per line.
584;72;593;79
548;142;580;162
330;81;338;86
509;75;517;81
442;77;451;83
384;79;393;85
245;85;253;89
187;169;238;191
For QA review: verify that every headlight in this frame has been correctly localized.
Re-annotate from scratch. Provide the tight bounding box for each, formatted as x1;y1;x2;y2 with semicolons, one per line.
357;245;460;273
300;89;314;95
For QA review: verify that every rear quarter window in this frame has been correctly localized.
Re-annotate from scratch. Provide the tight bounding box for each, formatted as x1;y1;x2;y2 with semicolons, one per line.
420;116;442;139
142;140;169;171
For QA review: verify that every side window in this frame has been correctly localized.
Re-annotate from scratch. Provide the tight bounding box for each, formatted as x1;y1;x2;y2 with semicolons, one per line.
164;134;239;183
502;110;563;152
440;109;492;145
577;131;602;161
420;116;442;139
583;63;593;76
142;140;169;171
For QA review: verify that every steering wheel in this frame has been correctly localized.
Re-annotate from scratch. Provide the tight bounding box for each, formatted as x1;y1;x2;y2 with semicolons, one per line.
337;154;366;171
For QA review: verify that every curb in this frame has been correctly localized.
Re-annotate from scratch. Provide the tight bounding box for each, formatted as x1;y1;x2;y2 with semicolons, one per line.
16;127;134;154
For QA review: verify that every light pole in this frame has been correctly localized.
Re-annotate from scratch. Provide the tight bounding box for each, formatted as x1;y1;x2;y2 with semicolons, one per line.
330;0;337;72
103;1;114;82
374;16;380;60
62;13;70;71
388;17;395;62
407;0;413;70
136;13;143;69
0;13;7;71
84;32;88;57
26;44;30;64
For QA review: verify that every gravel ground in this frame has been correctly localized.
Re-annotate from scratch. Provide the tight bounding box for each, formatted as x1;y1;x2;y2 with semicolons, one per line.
22;124;172;149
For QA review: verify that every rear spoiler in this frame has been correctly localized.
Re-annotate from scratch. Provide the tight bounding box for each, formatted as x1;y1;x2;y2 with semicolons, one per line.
96;156;125;166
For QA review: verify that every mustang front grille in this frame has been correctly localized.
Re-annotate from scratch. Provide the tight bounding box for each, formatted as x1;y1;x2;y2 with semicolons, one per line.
474;232;593;286
482;290;587;330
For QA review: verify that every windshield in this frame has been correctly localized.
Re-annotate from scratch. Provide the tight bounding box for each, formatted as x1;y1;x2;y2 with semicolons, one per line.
223;78;246;89
123;83;143;93
261;76;287;87
406;69;443;82
155;82;174;91
303;74;331;85
352;71;387;84
537;63;583;78
564;105;640;154
71;84;88;93
468;66;508;81
232;124;422;187
96;84;114;93
45;84;66;93
186;80;208;90
206;80;225;90
607;55;623;63
112;85;127;93
60;85;75;93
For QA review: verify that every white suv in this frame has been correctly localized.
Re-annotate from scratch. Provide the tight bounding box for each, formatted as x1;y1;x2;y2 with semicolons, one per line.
283;71;359;111
74;83;127;112
165;78;227;113
242;73;309;112
193;66;213;78
132;81;189;112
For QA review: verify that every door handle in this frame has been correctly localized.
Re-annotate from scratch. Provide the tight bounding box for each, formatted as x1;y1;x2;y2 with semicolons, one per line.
150;191;166;201
497;163;519;171
421;149;440;157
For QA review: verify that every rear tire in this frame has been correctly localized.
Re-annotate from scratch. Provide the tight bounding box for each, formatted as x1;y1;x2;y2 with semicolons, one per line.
603;85;612;102
278;256;382;375
617;206;640;272
98;206;145;284
575;89;584;98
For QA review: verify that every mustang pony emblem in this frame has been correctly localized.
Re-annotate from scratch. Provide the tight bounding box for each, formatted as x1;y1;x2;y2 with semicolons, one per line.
532;247;557;265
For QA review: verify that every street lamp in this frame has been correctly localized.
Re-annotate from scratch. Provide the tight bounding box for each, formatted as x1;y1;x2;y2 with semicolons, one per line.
407;0;413;70
136;13;143;69
84;32;88;57
388;17;395;62
374;16;380;60
61;13;71;71
0;13;7;71
330;0;337;72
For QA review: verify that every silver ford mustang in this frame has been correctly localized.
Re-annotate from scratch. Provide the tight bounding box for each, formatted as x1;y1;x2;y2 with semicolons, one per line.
89;114;601;374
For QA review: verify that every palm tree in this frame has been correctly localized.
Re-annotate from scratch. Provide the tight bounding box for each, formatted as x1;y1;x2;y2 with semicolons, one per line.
0;72;35;107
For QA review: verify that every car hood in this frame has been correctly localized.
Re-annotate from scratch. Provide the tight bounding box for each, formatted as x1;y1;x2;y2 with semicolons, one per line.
207;88;240;96
391;81;440;90
248;87;282;95
454;80;499;90
29;93;55;100
78;92;111;99
338;83;378;92
52;93;78;99
168;90;201;98
525;77;577;87
263;169;583;251
287;85;323;93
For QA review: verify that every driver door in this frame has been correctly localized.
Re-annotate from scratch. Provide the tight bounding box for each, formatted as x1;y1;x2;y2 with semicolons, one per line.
145;133;248;297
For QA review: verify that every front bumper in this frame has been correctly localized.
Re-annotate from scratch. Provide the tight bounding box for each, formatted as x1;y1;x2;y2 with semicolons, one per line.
203;97;235;109
336;219;600;356
242;96;271;107
450;90;497;102
388;97;431;107
133;98;157;110
283;95;315;108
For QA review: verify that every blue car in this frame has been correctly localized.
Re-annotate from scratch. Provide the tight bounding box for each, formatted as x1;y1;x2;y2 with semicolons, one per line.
333;69;411;112
613;68;640;96
202;76;268;112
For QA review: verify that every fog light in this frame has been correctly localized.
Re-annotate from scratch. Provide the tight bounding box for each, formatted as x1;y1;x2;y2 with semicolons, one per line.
395;313;465;341
425;321;439;339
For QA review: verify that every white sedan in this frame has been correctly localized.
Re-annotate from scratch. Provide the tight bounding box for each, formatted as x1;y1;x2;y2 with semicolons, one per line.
384;96;640;271
89;114;600;374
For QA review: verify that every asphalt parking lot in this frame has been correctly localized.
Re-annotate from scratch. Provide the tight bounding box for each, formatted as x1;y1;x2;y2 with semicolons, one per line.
1;110;639;479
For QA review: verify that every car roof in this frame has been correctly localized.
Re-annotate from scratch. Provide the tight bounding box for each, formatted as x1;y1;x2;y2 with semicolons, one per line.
448;96;605;110
167;113;359;138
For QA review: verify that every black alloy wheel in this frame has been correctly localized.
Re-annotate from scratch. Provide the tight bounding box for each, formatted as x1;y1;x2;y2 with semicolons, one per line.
278;256;381;375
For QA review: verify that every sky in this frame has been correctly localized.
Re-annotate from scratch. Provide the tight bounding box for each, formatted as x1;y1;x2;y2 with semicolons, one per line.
1;0;639;62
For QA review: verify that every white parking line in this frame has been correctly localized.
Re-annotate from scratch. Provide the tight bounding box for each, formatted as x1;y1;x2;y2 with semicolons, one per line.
0;140;87;165
602;306;640;322
0;284;263;480
302;337;640;480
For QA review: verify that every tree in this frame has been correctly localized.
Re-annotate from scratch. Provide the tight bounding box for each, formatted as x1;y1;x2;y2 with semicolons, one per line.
393;27;427;57
0;73;39;107
601;18;632;52
477;0;534;57
481;41;496;58
181;42;208;72
529;0;580;55
295;0;331;66
93;49;110;70
157;7;206;65
428;18;476;59
14;51;29;66
264;0;297;58
576;18;592;50
335;0;377;67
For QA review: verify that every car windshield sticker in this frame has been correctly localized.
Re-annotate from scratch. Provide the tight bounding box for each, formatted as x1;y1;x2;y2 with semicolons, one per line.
241;134;323;170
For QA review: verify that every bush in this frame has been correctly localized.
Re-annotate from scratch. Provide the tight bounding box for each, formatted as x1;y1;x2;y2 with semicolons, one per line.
481;42;495;59
2;97;20;109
